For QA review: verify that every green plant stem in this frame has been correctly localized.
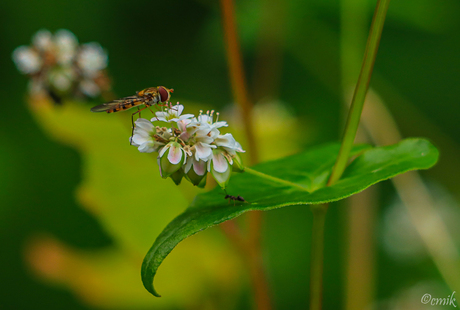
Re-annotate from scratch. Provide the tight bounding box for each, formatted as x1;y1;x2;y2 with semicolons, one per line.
309;1;390;309
244;167;308;192
309;205;328;310
340;1;376;309
327;0;391;186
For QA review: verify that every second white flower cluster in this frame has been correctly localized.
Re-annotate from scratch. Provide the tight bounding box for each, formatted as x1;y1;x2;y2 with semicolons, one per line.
12;29;110;101
130;104;245;188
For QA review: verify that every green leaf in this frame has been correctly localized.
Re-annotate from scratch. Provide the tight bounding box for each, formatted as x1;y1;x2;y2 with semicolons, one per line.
142;138;439;296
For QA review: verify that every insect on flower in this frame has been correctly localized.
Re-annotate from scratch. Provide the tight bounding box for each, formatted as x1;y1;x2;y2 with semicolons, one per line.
90;86;174;139
91;86;173;114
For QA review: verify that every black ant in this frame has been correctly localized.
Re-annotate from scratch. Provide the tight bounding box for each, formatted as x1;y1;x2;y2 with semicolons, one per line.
224;194;247;205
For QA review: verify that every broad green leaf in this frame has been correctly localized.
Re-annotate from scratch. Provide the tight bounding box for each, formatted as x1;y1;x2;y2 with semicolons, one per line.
142;138;439;296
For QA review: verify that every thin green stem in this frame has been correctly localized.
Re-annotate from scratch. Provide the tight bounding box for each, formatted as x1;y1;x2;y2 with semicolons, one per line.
309;1;390;309
328;0;391;186
309;205;328;310
244;167;308;192
340;1;377;309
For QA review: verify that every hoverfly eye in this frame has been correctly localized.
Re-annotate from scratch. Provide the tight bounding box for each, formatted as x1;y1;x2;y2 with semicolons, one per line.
158;86;169;102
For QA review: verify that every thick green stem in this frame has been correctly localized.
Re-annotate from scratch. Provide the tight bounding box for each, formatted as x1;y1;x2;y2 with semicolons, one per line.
309;205;328;310
328;0;391;186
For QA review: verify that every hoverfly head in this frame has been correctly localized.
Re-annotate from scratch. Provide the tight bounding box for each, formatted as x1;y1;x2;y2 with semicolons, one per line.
158;86;173;102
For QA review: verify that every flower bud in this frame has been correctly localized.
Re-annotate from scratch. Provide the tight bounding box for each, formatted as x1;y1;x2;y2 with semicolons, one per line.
208;149;232;189
158;142;185;178
210;163;232;189
183;158;207;187
170;169;185;185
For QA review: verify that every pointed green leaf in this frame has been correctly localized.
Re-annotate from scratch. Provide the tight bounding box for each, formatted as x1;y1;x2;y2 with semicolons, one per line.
142;138;439;296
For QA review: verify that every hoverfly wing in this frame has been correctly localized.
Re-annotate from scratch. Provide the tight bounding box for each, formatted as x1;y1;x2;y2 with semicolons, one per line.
90;101;120;112
90;96;140;112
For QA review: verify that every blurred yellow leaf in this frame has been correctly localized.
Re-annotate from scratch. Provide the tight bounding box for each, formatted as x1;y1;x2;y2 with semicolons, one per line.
25;98;241;308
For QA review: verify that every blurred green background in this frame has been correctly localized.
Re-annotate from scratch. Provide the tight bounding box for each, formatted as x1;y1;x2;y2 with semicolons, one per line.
1;0;460;309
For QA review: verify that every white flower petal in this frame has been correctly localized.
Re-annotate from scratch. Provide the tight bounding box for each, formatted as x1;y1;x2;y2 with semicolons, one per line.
179;114;194;120
175;104;184;115
196;134;214;145
198;114;211;124
133;129;150;139
212;152;229;173
212;121;228;129
32;29;53;51
55;29;78;65
155;111;168;121
132;133;150;145
135;118;154;131
49;68;74;91
138;141;155;153
129;136;137;146
80;79;100;97
77;42;108;77
12;46;42;74
159;145;169;158
193;160;206;176
215;133;236;148
167;117;180;123
195;142;213;161
184;159;193;173
167;143;183;165
235;142;245;152
177;119;191;132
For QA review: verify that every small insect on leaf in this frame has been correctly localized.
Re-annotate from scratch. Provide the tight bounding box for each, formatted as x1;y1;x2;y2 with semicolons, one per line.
224;194;246;205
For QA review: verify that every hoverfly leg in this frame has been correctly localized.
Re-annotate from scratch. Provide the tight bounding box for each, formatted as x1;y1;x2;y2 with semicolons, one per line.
130;106;147;145
146;105;160;121
168;102;179;112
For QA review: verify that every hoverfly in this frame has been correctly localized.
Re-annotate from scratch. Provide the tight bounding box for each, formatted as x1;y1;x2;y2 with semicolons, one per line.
90;86;174;141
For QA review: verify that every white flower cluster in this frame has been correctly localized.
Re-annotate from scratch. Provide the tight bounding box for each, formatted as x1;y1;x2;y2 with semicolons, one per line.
130;104;245;188
12;29;110;102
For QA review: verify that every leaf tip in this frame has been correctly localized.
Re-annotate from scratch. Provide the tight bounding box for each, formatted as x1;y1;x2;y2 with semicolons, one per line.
142;278;162;297
141;260;162;297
